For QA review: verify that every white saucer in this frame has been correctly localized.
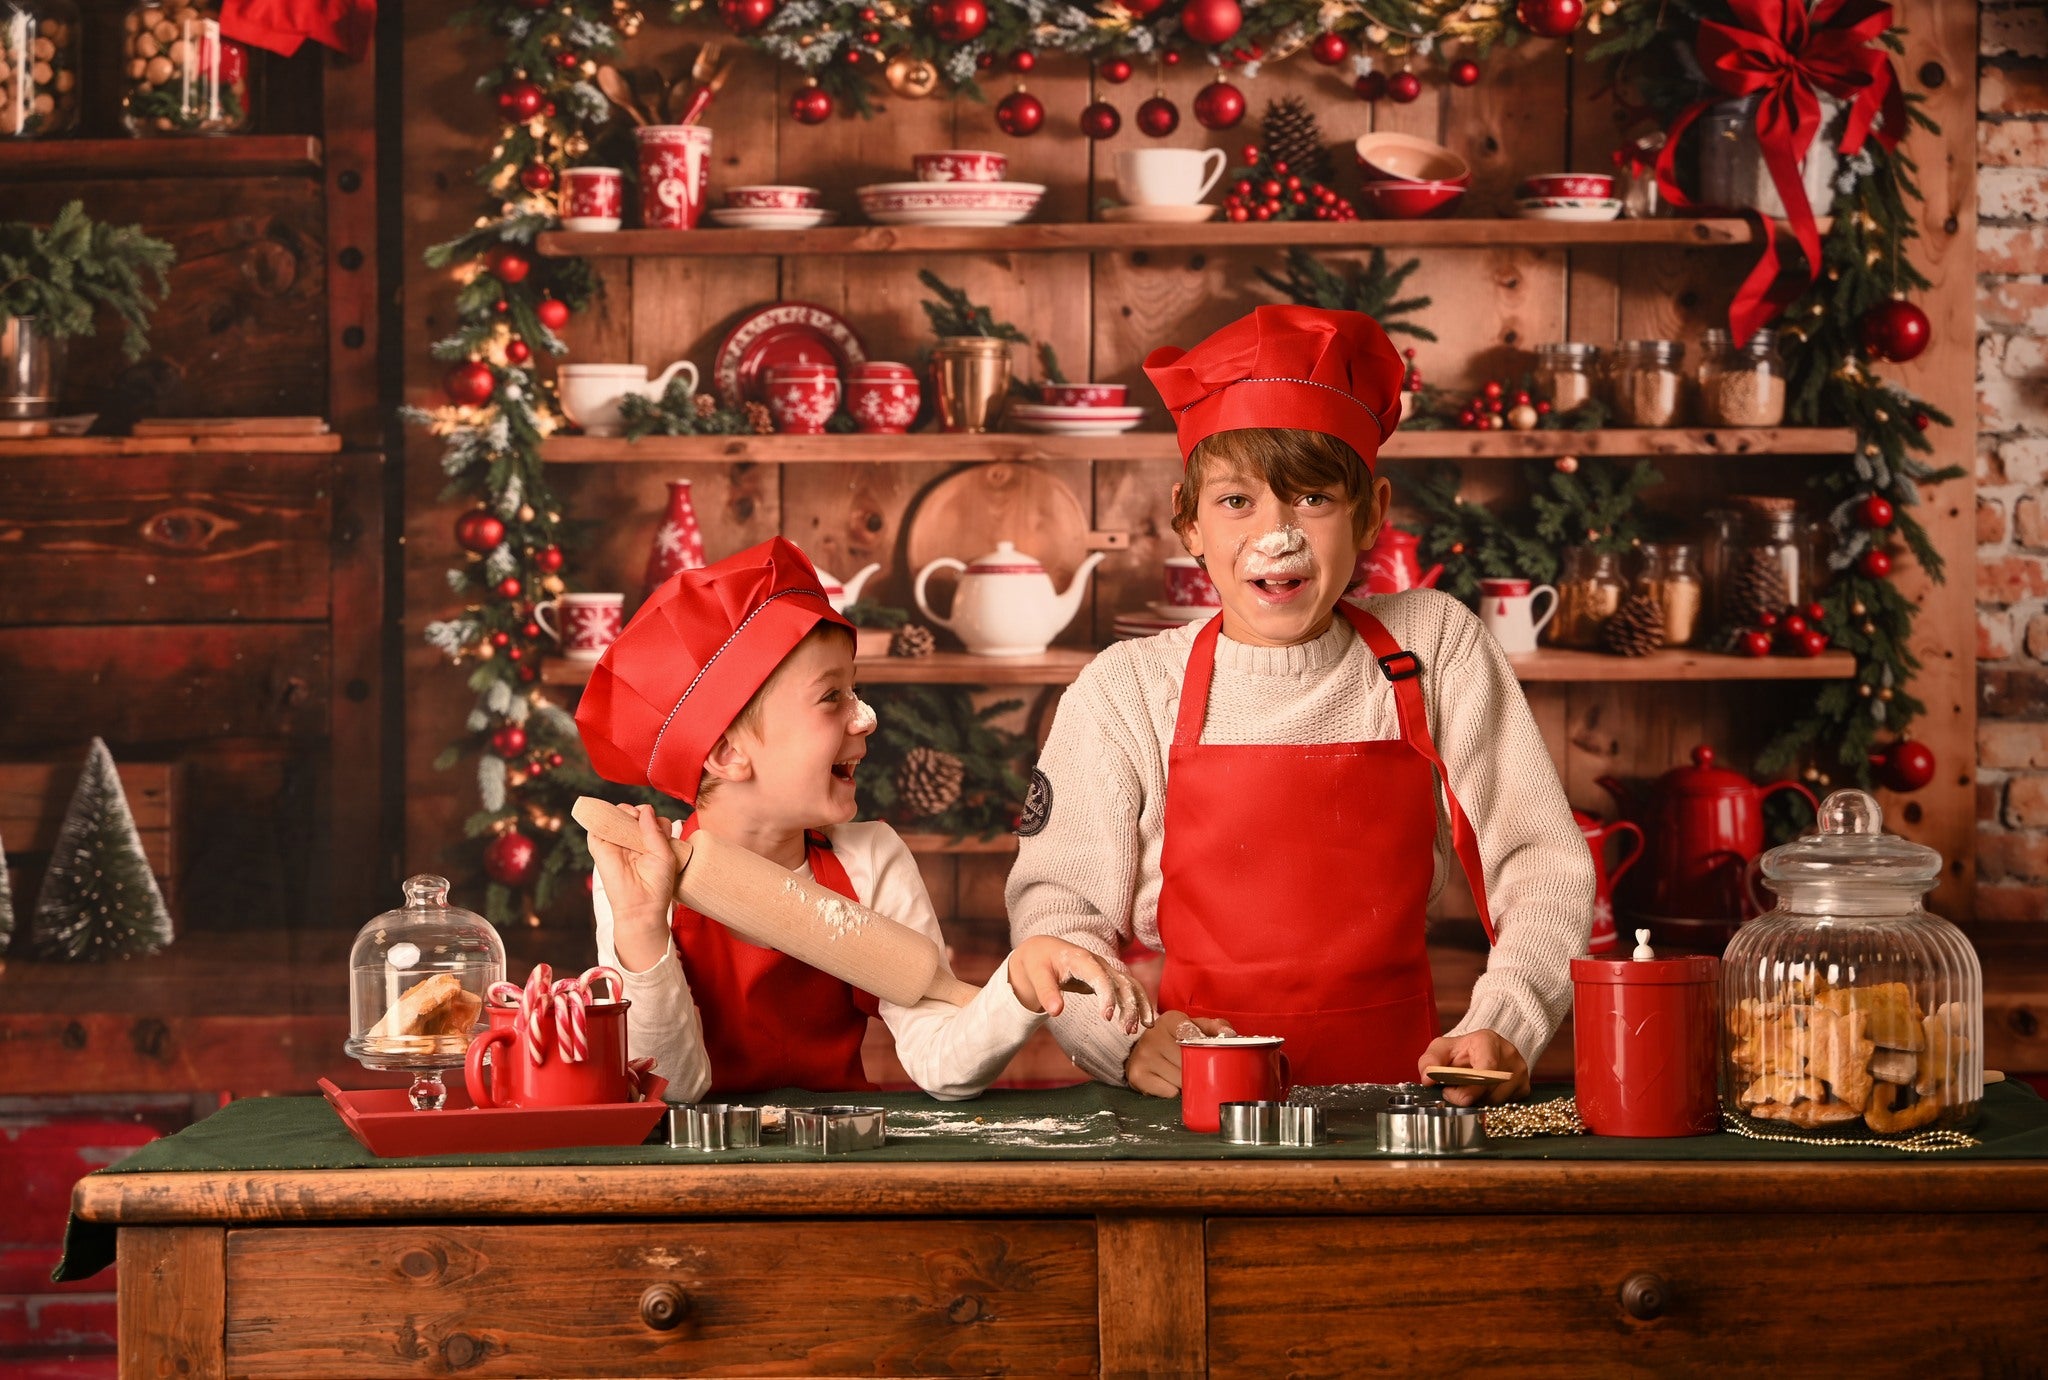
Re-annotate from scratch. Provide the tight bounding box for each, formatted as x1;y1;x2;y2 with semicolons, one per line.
708;207;839;229
1007;402;1145;421
1146;601;1219;622
1010;414;1146;435
1514;199;1623;222
1101;203;1219;223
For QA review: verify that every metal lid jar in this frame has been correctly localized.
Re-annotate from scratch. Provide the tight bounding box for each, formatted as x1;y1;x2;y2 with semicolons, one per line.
1722;790;1982;1137
347;874;505;1108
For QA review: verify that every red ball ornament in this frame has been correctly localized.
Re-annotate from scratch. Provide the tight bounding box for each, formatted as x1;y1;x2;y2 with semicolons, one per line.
444;360;496;407
497;576;523;599
1797;629;1831;658
1008;49;1035;73
1860;547;1894;579
927;0;988;43
1387;70;1423;103
1860;495;1896;528
1102;57;1134;83
1911;411;1931;432
555;51;582;71
505;339;531;365
1859;296;1931;363
1311;31;1350;65
487;245;531;285
995;87;1045;136
495;78;544;121
1805;601;1827;624
790;83;834;124
1079;100;1122;140
1137;94;1180;137
536;297;570;331
1781;613;1809;637
718;0;777;33
1872;739;1937;793
1162;50;1181;66
1740;630;1774;658
536;545;564;573
1449;58;1481;86
519;161;554;193
491;725;528;758
1354;70;1387;101
483;830;541;889
1515;0;1584;38
454;509;506;554
1179;0;1242;46
1193;78;1246;130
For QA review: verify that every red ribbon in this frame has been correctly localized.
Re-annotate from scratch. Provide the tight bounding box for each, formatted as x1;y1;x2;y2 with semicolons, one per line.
1655;0;1906;340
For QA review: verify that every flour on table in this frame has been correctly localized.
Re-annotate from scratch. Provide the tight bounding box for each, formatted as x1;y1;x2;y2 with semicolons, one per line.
885;1106;1117;1147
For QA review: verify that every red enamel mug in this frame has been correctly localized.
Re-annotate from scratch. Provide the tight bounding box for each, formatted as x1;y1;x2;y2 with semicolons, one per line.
1179;1036;1290;1133
465;999;637;1108
1570;951;1720;1137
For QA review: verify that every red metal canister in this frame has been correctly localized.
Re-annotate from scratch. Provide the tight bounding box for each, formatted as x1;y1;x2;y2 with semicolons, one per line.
1571;942;1720;1137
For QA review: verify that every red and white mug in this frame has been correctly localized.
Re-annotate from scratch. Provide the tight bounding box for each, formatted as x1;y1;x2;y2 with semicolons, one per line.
725;184;820;210
636;125;713;230
534;592;625;662
1040;382;1128;408
766;364;841;434
847;361;920;434
1477;577;1557;655
914;149;1007;183
1165;555;1220;609
1179;1035;1290;1133
561;166;624;232
1515;172;1615;201
465;998;639;1109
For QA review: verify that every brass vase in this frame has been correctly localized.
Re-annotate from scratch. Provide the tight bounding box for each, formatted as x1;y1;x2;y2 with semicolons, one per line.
930;336;1012;434
1;314;62;420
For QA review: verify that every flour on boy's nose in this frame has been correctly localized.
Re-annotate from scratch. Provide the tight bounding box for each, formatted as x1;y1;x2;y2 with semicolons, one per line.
1243;524;1312;577
848;697;878;733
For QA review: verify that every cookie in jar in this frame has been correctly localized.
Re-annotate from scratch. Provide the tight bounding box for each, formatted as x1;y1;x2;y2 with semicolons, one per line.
122;1;252;136
0;3;79;138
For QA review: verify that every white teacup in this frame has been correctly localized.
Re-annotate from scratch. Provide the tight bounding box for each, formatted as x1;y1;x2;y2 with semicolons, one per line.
1478;577;1557;655
557;361;699;438
1114;148;1228;207
534;592;626;661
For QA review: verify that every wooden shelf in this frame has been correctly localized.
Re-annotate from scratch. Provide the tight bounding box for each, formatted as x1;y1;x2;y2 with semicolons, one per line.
0;135;323;181
0;433;342;456
542;427;1857;466
542;648;1096;688
538;217;1769;259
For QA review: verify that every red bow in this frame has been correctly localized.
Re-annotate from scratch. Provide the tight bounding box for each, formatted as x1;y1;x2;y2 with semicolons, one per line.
1656;0;1905;340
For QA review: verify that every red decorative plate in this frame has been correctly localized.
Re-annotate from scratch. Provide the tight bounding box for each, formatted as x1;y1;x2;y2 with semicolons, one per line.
319;1076;670;1158
714;301;868;407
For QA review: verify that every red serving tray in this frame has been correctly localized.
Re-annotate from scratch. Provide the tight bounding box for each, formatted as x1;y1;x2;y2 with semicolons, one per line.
318;1077;670;1158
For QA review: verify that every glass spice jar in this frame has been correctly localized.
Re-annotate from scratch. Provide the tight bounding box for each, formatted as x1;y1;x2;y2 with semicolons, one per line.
1618;130;1666;219
1721;495;1809;629
1639;542;1703;647
1699;328;1787;428
1691;327;1731;422
0;2;79;138
1548;547;1628;649
1607;340;1687;427
1531;342;1600;414
122;1;252;136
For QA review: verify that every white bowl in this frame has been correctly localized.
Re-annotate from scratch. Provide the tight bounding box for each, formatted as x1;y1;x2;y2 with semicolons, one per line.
1515;197;1624;222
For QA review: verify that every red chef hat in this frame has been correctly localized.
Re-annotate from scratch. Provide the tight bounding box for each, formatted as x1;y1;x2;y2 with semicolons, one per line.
576;536;853;804
1142;305;1405;470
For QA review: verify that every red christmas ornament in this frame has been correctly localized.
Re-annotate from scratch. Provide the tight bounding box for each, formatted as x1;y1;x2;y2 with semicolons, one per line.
1860;495;1896;528
1740;630;1774;658
1008;49;1035;73
487;245;531;285
1387;70;1423;103
555;51;582;71
1179;0;1242;46
1079;100;1122;139
491;725;528;758
1311;31;1350;65
1805;601;1827;624
1859;296;1931;363
927;0;988;43
1797;629;1831;658
719;0;777;32
1911;411;1931;432
505;339;531;365
444;360;496;407
519;161;554;192
483;830;541;888
536;545;564;573
1137;94;1180;137
1515;0;1584;38
1449;58;1481;86
1122;0;1166;14
1871;739;1937;793
1102;57;1134;83
495;78;544;121
1782;613;1809;637
1860;548;1894;579
1193;78;1246;130
497;576;523;599
995;87;1045;136
454;509;506;554
536;297;570;331
790;83;834;124
1162;50;1180;66
1354;70;1387;101
490;630;510;648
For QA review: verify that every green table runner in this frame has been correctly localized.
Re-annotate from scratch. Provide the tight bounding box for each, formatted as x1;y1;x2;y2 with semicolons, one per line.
58;1080;2048;1281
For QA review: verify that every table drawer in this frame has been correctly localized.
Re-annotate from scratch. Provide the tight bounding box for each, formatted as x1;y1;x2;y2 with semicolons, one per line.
223;1220;1098;1377
1208;1213;2048;1378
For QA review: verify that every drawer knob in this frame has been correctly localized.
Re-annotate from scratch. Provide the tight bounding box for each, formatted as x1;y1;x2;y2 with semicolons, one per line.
639;1283;689;1331
1619;1271;1667;1321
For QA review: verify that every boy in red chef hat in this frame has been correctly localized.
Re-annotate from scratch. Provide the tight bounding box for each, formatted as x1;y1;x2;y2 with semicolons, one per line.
577;536;1151;1101
1008;306;1593;1105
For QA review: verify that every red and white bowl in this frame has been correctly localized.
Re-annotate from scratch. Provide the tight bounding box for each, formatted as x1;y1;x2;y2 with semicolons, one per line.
766;366;841;434
848;374;921;433
857;180;1044;227
725;184;822;210
1354;132;1471;186
1515;172;1615;201
914;149;1009;183
1040;382;1128;408
1360;179;1466;220
1515;196;1624;222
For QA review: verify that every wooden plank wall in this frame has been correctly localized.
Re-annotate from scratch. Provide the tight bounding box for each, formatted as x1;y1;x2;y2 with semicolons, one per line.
401;11;1977;935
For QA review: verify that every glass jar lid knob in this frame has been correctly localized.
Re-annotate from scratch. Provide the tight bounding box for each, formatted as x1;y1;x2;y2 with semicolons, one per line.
402;874;452;908
1818;788;1883;837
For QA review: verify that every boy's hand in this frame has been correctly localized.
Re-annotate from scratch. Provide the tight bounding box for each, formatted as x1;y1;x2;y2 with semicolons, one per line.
1006;936;1157;1034
1418;1030;1529;1106
1123;1010;1237;1098
588;803;681;970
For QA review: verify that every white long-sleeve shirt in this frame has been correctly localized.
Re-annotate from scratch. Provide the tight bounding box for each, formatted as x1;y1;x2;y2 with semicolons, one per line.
1007;589;1595;1086
594;819;1043;1102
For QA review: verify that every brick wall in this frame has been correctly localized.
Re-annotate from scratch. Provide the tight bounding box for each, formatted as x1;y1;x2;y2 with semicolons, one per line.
1977;2;2048;922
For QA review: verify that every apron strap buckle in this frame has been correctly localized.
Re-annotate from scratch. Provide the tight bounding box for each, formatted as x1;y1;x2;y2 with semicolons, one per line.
1377;649;1422;683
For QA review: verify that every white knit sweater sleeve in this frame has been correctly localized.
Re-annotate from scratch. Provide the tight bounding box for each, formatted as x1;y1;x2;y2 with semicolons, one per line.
591;818;713;1103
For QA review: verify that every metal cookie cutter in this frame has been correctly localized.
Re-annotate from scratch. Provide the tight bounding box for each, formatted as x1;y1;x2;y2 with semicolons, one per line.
668;1103;762;1151
1376;1094;1486;1155
1218;1102;1328;1147
1277;1103;1325;1147
787;1105;886;1154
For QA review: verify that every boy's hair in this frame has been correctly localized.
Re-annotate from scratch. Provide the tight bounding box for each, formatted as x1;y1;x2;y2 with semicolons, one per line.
695;621;856;802
1172;427;1375;544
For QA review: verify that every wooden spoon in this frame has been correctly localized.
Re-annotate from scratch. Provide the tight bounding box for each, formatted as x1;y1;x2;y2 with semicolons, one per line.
594;65;646;125
1422;1066;1517;1087
679;57;735;127
628;65;667;122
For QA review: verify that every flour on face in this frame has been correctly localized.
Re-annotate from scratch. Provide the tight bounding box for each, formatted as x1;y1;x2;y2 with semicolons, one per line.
848;697;877;734
1241;523;1313;578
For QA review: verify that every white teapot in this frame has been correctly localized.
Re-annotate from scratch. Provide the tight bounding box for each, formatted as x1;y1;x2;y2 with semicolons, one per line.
914;541;1104;657
812;560;880;613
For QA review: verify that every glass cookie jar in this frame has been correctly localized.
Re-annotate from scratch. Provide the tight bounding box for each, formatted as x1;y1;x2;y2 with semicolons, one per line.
122;1;252;136
1723;790;1982;1138
1;2;81;138
346;874;505;1108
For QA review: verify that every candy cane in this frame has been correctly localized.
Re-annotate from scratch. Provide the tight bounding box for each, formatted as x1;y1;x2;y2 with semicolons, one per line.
580;965;624;1004
486;980;524;1009
521;964;553;1063
552;984;589;1062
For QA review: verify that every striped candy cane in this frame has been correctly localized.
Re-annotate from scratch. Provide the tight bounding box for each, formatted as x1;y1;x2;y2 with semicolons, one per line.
580;966;624;1003
552;983;589;1062
521;964;553;1064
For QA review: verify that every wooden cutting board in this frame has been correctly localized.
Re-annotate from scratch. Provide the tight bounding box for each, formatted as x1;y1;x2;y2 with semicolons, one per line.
904;462;1093;586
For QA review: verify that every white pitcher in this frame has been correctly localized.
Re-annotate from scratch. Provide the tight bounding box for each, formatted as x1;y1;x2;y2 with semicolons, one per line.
558;361;699;437
1478;577;1557;655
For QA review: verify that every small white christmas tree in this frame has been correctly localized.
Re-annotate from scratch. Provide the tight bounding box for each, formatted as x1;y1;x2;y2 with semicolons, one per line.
29;739;173;961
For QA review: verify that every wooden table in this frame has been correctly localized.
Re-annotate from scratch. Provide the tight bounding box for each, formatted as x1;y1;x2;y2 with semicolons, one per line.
78;1156;2048;1378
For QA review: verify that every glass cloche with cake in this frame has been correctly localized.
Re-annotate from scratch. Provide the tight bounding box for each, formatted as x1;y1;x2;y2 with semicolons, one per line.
346;874;504;1109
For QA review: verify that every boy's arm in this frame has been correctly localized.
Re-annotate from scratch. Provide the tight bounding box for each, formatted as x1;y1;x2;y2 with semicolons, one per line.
592;834;713;1102
1420;594;1596;1070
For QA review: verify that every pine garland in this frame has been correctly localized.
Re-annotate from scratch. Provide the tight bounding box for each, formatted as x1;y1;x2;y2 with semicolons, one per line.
1256;246;1436;341
855;685;1034;838
1409;458;1661;604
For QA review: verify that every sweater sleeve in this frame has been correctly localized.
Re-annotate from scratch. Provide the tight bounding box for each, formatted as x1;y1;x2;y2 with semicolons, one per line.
1004;660;1149;1086
1413;592;1595;1068
591;845;712;1103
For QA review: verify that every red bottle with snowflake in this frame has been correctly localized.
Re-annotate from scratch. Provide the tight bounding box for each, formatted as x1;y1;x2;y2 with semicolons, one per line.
643;479;707;598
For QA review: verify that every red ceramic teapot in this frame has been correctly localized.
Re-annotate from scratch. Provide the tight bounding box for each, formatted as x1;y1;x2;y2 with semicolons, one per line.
1575;809;1644;956
1352;525;1443;596
1599;745;1816;924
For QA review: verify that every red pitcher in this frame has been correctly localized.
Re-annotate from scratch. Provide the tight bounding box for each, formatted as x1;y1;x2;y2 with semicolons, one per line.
1351;525;1443;596
1575;808;1644;956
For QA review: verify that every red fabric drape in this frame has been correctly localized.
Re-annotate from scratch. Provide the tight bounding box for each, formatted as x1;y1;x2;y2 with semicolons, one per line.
222;0;374;60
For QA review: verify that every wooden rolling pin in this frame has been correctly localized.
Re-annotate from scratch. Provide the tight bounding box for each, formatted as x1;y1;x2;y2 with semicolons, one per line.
573;797;980;1008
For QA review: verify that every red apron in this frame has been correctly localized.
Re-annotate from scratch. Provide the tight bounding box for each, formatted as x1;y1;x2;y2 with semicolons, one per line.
1155;601;1497;1085
669;818;878;1093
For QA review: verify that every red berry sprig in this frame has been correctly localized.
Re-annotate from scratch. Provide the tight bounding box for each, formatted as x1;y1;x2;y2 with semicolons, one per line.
1220;146;1356;223
1735;603;1833;658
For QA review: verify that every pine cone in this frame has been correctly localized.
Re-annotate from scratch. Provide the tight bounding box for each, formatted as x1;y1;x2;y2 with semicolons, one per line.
743;400;774;435
890;623;936;658
1260;96;1334;184
1601;592;1666;657
894;746;964;819
1725;547;1789;629
693;391;718;418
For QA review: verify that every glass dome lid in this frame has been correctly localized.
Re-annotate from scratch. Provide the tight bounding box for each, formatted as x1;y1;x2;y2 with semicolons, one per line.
1758;788;1942;894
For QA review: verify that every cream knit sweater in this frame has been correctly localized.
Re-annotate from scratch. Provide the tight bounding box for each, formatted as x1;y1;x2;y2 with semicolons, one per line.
1007;589;1594;1086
